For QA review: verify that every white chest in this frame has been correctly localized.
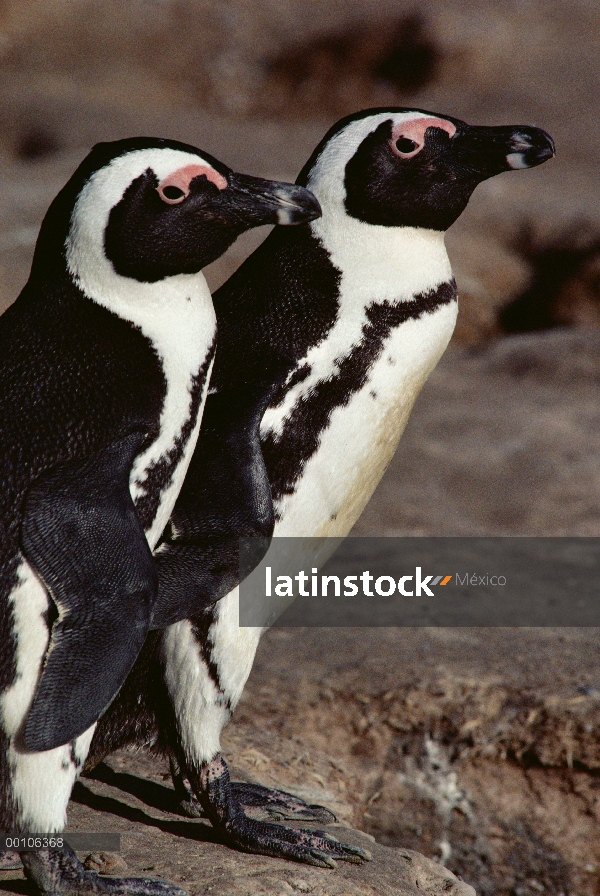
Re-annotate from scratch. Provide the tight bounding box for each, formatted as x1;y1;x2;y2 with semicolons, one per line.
270;297;457;538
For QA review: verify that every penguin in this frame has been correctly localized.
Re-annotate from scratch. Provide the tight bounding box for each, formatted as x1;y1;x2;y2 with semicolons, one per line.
0;137;320;895
87;110;555;868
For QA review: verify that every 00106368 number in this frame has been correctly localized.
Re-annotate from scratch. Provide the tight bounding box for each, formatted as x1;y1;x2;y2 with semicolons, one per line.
2;836;65;849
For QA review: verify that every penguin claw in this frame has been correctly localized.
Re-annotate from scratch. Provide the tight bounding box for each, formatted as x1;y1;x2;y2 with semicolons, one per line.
179;789;338;824
337;843;373;863
307;850;337;869
178;753;368;869
29;869;186;896
74;877;186;896
176;796;205;819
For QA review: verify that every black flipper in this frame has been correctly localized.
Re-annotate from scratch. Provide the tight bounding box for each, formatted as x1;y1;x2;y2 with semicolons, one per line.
150;388;274;629
21;432;158;752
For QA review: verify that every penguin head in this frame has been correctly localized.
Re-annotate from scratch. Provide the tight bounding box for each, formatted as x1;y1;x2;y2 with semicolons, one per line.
34;137;321;284
298;108;555;232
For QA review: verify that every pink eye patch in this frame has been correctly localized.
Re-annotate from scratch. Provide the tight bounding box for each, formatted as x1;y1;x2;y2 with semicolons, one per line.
391;117;457;158
157;164;228;204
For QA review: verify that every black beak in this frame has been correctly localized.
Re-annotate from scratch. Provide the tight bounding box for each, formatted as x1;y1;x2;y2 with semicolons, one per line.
452;124;555;181
225;172;322;226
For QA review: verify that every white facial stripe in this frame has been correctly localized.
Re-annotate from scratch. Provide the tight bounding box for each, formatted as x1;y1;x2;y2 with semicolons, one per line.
306;111;433;206
307;112;453;264
305;112;453;300
70;147;221;229
66;146;221;322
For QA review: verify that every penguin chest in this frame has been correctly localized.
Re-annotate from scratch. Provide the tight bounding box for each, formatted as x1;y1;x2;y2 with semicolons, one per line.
128;281;217;549
270;296;457;538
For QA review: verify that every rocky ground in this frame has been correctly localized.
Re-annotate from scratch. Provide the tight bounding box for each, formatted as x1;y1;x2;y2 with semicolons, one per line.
0;2;599;894
0;746;475;896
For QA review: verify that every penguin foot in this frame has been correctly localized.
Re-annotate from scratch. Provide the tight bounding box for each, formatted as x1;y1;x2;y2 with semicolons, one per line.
186;753;371;868
176;780;336;824
20;846;186;896
216;815;371;868
0;848;22;870
170;754;336;824
230;781;337;824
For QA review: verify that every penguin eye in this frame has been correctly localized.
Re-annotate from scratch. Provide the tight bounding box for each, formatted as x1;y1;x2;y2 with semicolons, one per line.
395;137;419;155
158;185;187;204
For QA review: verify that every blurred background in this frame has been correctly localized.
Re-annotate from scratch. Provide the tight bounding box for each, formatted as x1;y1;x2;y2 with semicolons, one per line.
0;1;599;894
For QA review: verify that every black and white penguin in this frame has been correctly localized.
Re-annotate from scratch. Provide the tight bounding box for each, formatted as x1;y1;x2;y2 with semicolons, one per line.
0;137;319;895
88;110;555;867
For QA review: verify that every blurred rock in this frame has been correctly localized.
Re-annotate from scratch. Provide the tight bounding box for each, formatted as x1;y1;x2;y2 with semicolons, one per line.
83;852;128;874
0;849;21;870
500;221;600;335
233;623;600;896
16;126;60;161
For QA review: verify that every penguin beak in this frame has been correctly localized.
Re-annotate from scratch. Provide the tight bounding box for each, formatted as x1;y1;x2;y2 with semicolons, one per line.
450;124;555;181
223;173;322;226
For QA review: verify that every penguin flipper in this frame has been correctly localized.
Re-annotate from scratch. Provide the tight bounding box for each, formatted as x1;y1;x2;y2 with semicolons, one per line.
149;390;273;629
20;433;158;752
151;538;239;627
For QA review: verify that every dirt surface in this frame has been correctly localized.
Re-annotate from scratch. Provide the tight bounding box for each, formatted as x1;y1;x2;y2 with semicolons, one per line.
235;625;600;896
0;2;599;895
0;747;475;896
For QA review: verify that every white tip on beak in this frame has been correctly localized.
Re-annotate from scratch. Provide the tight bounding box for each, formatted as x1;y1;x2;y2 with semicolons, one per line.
505;151;531;169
